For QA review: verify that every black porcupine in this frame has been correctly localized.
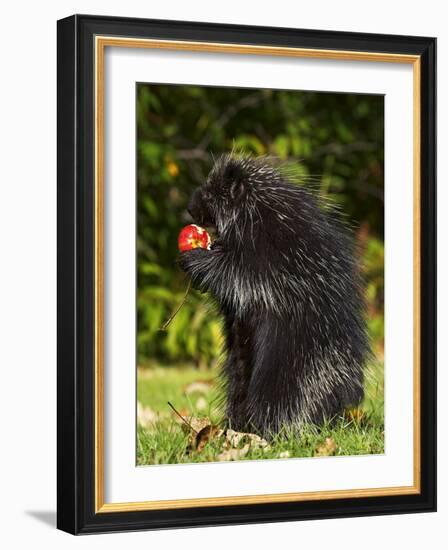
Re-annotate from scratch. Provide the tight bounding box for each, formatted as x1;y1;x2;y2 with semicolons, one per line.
179;154;369;436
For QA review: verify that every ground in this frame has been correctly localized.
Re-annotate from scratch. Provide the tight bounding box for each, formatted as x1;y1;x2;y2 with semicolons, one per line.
136;360;384;466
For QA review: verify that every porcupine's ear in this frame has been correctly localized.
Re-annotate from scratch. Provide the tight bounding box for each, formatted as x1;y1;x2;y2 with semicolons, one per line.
224;161;246;202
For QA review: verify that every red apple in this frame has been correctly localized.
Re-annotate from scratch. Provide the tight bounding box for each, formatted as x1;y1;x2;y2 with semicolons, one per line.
178;224;211;252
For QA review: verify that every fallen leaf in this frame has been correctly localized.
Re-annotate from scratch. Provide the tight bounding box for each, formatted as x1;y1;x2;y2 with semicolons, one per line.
168;406;191;422
178;416;211;434
195;397;207;411
279;451;290;459
315;437;338;457
194;425;224;452
183;380;213;395
218;444;250;461
137;402;157;428
225;429;270;451
168;401;209;433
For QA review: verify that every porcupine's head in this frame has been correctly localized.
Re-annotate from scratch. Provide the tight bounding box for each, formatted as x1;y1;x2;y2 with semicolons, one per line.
187;154;290;244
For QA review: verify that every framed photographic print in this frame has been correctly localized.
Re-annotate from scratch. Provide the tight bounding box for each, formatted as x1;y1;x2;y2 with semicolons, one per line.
57;14;436;534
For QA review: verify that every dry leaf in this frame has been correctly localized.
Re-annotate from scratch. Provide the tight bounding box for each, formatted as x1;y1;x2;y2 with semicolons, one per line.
315;437;338;457
195;397;207;411
218;444;250;461
279;451;290;459
225;429;270;451
137;402;157;428
183;380;213;395
194;425;224;452
178;416;211;434
173;407;190;419
137;367;154;380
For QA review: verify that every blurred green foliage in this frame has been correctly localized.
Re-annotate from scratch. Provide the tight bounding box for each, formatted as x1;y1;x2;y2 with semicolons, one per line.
137;84;384;366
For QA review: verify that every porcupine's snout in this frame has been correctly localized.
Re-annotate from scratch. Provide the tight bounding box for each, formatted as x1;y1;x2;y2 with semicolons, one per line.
187;187;215;228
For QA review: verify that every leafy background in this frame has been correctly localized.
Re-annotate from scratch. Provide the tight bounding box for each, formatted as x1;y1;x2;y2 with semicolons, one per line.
137;84;384;369
136;84;384;464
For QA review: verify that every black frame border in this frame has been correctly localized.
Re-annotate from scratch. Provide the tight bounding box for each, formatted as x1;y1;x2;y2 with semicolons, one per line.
57;14;436;534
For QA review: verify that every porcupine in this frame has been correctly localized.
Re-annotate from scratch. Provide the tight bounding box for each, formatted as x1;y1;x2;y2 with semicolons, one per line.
178;154;369;437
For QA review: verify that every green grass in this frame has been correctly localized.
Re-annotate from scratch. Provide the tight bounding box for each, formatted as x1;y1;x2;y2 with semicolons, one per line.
137;361;384;466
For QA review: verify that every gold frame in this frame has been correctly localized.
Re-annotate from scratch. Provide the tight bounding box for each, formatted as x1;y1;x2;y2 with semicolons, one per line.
94;36;421;513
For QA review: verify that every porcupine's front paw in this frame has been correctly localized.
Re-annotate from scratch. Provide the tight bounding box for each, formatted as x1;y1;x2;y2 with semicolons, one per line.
177;248;213;293
177;247;210;273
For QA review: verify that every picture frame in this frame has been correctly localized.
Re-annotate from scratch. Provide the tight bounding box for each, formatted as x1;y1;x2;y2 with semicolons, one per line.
57;14;436;534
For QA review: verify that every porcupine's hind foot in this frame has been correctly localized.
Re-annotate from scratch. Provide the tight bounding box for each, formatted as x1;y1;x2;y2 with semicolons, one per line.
225;405;250;433
224;371;252;432
292;375;365;431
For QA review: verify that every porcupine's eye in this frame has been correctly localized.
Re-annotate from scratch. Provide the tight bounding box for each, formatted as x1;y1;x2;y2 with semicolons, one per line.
202;189;213;202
